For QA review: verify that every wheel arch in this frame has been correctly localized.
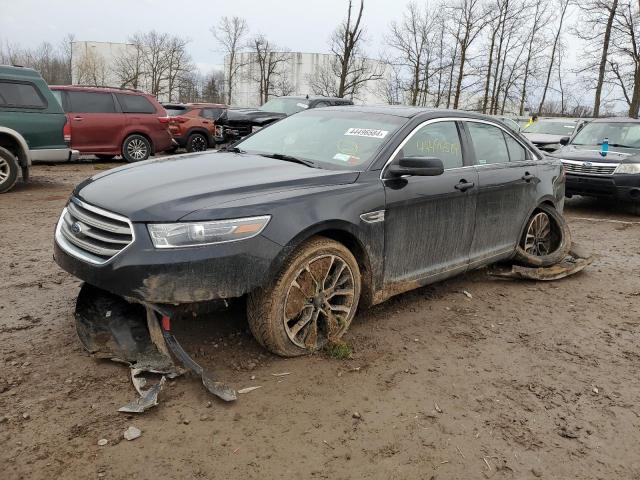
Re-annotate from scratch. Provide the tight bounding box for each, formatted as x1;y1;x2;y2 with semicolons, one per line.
516;195;559;243
123;131;154;155
266;220;376;308
0;128;30;169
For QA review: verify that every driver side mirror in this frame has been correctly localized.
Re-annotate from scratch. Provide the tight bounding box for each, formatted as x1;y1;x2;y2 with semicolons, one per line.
388;156;444;177
560;136;570;146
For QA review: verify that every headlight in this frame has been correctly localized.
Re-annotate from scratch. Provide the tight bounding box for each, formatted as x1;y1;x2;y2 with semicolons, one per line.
614;163;640;174
148;215;271;248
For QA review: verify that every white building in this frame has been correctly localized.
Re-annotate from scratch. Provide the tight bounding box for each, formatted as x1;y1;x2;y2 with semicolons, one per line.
228;51;389;107
71;41;135;87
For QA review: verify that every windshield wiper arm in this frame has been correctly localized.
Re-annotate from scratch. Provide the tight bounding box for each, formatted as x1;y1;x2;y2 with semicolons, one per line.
606;143;634;148
258;153;317;168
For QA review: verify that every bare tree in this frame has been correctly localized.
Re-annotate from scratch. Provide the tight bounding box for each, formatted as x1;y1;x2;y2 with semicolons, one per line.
574;0;620;116
247;35;289;104
610;1;640;117
74;46;108;86
165;36;193;101
518;0;549;115
538;0;570;114
212;16;249;104
449;0;488;109
114;40;144;89
310;0;384;99
386;2;431;105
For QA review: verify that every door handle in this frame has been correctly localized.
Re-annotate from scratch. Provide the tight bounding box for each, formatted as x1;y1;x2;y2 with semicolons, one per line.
454;180;475;192
522;172;536;182
73;116;83;121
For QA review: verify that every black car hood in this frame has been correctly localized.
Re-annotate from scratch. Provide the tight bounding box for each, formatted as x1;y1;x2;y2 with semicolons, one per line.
522;133;567;145
551;144;640;164
75;152;359;222
222;108;286;126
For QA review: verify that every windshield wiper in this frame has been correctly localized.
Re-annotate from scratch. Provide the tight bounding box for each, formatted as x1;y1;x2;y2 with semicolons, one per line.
258;153;318;168
606;143;634;148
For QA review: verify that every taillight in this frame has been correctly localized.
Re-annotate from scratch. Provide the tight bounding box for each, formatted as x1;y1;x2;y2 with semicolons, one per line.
158;116;171;124
169;116;189;124
63;119;71;145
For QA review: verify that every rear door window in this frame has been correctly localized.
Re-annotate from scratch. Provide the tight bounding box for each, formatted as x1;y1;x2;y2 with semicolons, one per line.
467;122;510;165
116;94;156;114
0;81;46;108
504;134;528;162
68;91;116;113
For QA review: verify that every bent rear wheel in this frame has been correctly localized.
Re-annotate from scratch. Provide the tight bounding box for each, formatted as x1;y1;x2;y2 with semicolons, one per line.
514;204;571;267
122;134;151;163
247;237;361;357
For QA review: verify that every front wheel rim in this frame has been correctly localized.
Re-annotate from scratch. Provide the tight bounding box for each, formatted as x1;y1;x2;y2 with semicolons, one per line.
0;157;9;182
127;138;148;160
524;212;552;256
283;254;356;349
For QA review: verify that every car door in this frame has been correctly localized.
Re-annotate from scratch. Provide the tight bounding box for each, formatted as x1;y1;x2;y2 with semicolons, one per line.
382;120;478;286
463;120;539;262
67;91;123;153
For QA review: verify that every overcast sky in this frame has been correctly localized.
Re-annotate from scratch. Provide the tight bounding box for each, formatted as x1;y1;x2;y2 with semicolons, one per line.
0;0;401;73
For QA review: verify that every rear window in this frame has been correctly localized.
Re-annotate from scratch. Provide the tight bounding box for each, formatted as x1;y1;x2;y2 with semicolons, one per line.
165;106;189;116
202;108;224;120
0;81;46;108
117;94;156;114
68;91;116;113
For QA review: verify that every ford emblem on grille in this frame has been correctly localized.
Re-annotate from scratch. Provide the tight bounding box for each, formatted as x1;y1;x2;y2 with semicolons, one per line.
583;162;593;167
71;222;82;234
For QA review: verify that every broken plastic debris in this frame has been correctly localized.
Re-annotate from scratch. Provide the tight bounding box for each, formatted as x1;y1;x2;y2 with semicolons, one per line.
123;426;142;441
119;376;165;413
271;372;291;377
237;386;263;394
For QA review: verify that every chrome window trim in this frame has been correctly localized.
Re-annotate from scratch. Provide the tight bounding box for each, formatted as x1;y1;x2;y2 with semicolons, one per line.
380;116;537;179
55;198;136;266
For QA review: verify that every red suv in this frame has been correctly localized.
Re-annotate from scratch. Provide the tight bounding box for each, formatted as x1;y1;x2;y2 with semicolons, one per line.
50;86;175;162
163;103;227;152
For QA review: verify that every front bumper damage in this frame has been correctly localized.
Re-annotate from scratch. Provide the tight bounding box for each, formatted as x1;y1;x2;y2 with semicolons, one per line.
75;283;237;410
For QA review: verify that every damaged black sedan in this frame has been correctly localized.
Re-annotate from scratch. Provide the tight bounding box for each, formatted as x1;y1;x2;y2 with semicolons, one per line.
54;106;569;361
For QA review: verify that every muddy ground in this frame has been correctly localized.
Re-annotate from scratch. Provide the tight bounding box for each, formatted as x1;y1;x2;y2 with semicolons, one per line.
1;162;640;480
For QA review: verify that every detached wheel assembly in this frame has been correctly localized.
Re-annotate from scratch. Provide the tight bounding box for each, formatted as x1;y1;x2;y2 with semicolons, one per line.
0;146;19;193
514;204;571;267
122;134;151;162
247;237;361;357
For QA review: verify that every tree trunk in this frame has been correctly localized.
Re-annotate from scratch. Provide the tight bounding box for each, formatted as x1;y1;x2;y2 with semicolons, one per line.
594;0;618;117
538;0;568;114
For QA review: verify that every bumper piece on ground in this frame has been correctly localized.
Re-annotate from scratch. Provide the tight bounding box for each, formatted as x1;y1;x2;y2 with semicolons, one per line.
75;283;237;406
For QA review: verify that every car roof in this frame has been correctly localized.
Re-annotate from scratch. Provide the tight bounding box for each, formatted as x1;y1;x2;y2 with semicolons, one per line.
590;117;640;123
0;64;43;80
50;85;149;96
320;105;509;121
275;95;351;102
163;102;228;108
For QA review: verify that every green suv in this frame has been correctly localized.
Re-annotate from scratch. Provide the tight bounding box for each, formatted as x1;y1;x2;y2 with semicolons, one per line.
0;65;78;193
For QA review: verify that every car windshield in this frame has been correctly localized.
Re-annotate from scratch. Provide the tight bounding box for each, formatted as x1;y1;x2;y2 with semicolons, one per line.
571;122;640;148
523;121;575;135
260;98;309;115
235;109;406;170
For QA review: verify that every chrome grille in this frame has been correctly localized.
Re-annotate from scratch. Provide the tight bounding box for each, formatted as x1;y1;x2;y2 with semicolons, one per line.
562;160;617;175
56;198;133;264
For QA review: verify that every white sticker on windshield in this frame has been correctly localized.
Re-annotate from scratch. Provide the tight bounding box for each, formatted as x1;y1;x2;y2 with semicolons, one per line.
344;128;389;139
296;103;309;109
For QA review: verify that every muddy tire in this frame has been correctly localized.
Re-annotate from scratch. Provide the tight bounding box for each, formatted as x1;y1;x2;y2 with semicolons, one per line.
0;146;19;193
122;134;151;163
514;204;571;267
247;236;361;357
